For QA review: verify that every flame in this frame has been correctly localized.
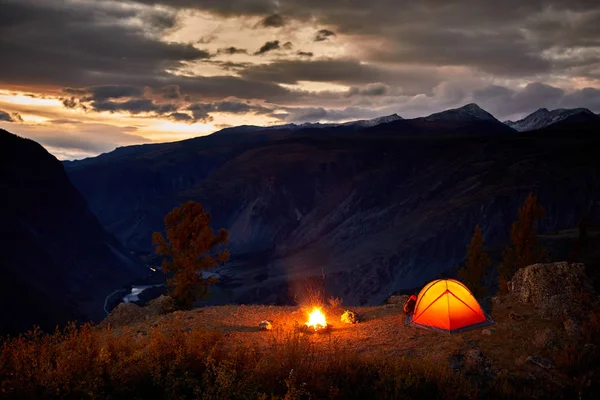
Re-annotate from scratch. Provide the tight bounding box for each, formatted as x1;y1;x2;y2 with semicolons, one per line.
305;307;327;331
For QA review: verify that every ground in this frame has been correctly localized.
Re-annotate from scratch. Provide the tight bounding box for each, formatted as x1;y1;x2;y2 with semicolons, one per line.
102;294;599;396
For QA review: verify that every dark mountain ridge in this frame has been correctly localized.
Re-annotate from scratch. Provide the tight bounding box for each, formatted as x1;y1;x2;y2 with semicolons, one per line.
64;107;600;306
504;107;599;132
0;129;146;335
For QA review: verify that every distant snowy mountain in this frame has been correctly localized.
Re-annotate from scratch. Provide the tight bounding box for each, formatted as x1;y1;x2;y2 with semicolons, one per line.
422;103;498;123
342;113;403;128
216;114;402;134
504;108;599;132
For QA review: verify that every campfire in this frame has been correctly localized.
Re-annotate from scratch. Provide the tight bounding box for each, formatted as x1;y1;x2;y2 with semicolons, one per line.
304;307;329;333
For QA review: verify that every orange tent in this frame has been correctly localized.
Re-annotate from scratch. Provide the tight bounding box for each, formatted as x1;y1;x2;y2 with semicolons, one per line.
406;279;493;333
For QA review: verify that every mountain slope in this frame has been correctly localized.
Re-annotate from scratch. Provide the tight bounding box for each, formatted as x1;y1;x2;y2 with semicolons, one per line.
342;113;403;128
0;129;146;335
422;103;499;122
504;108;600;131
65;117;600;306
214;114;404;135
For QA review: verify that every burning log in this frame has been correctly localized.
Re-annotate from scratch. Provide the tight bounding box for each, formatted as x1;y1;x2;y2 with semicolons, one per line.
301;307;331;334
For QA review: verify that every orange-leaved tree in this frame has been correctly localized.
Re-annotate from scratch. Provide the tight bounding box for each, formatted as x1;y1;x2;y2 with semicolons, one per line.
458;225;491;298
498;192;547;292
152;201;230;309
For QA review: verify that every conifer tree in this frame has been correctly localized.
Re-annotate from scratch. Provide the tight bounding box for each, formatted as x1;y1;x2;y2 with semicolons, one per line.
499;192;546;292
458;225;490;298
153;201;230;309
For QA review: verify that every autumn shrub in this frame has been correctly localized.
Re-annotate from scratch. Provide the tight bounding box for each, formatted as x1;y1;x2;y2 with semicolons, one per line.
153;201;230;309
499;192;547;292
458;225;491;298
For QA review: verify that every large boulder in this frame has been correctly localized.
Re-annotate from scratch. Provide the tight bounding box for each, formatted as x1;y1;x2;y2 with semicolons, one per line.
385;295;409;306
99;295;177;328
145;295;177;315
508;262;597;318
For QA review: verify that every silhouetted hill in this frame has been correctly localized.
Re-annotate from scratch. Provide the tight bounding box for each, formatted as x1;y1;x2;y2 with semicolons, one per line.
64;115;600;306
0;129;146;335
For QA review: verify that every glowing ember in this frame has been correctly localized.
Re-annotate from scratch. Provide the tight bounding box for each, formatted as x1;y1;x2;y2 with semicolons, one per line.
305;307;327;331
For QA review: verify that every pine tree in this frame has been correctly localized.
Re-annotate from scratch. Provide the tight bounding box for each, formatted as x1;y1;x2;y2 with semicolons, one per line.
499;192;547;292
152;201;230;309
458;225;490;298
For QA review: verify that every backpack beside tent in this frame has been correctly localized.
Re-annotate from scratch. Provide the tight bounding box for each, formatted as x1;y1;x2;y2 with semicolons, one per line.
405;279;493;333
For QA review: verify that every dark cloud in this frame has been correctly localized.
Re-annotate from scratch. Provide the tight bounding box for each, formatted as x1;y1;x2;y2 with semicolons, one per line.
84;85;144;102
473;82;565;118
48;119;83;125
283;41;293;50
62;97;77;109
90;99;178;115
255;40;280;55
61;96;89;111
218;47;248;55
258;13;285;28
473;82;600;119
188;100;272;121
0;0;210;88
346;83;390;97
314;29;336;42
279;105;385;122
133;0;277;16
239;59;442;94
168;112;194;122
157;85;182;99
0;110;22;122
134;1;600;78
297;51;313;57
563;87;600;111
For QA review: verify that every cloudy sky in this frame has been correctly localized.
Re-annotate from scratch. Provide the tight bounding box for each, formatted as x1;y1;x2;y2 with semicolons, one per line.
1;0;599;159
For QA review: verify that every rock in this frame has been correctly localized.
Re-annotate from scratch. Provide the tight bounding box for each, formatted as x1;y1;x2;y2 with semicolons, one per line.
100;302;144;328
481;328;492;336
100;295;177;328
508;262;597;319
526;356;554;369
341;310;359;324
259;320;273;331
385;295;409;306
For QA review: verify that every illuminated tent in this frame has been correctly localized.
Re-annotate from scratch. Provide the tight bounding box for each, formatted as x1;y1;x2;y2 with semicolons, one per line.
406;279;493;333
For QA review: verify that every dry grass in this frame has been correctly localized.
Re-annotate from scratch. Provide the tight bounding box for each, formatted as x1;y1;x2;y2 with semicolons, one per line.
1;297;598;399
0;317;473;400
327;296;343;309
